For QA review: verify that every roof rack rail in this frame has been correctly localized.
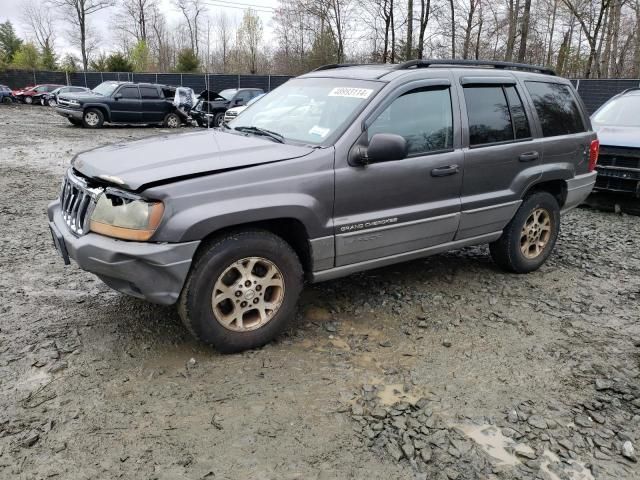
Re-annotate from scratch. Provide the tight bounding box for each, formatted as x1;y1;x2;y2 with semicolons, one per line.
395;59;556;76
312;63;361;71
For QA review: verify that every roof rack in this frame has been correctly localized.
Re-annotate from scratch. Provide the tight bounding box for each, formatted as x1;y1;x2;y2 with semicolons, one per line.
312;63;365;72
394;59;556;76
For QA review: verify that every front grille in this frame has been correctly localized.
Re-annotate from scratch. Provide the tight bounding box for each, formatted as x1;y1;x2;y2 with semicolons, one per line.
59;170;100;235
57;97;76;108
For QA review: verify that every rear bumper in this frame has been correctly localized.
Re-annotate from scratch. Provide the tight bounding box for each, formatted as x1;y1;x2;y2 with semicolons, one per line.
563;171;597;212
55;107;83;120
48;200;200;305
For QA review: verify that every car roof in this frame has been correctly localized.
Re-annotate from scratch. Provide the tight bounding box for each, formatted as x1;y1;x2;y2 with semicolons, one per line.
300;59;557;82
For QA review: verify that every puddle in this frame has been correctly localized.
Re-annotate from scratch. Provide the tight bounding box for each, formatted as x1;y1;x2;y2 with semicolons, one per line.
456;424;520;466
457;423;595;480
15;368;52;392
376;383;421;405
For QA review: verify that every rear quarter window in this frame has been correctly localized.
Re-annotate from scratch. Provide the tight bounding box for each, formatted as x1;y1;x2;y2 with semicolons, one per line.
525;81;585;137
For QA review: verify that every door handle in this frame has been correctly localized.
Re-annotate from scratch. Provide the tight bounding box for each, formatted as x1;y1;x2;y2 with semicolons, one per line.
519;151;539;162
431;164;460;177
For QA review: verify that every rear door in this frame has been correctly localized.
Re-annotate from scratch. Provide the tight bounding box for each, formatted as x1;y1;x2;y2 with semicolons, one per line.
140;86;166;123
333;80;464;266
455;75;543;240
111;85;141;123
523;80;593;177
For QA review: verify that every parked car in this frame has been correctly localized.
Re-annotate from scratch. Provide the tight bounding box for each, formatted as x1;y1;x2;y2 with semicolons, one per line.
13;84;64;104
48;60;598;353
223;93;265;123
42;86;90;107
55;81;183;128
191;88;264;127
0;84;15;104
590;88;640;197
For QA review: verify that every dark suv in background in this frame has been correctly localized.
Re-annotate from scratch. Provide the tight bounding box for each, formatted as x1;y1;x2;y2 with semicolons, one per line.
48;60;597;353
191;88;264;127
56;81;182;128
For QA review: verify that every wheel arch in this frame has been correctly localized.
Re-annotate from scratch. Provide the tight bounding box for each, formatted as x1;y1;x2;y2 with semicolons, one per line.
523;179;568;208
83;103;111;122
191;217;314;278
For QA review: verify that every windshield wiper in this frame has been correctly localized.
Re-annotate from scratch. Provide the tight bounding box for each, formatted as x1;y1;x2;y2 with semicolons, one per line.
234;126;285;144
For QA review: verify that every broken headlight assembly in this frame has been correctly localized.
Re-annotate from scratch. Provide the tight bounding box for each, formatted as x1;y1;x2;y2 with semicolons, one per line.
90;189;164;241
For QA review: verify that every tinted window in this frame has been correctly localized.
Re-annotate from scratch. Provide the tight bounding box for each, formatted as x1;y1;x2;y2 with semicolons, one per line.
464;86;513;145
525;82;585;136
504;86;531;139
70;87;85;92
119;86;140;99
140;86;160;99
368;87;453;155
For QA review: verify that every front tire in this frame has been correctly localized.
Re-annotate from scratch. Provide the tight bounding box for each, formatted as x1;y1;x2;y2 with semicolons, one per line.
48;98;57;107
178;230;303;353
82;108;104;128
490;191;560;273
24;96;33;104
213;111;225;127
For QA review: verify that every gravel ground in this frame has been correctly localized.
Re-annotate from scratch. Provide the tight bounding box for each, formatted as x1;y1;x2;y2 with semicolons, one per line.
1;104;639;480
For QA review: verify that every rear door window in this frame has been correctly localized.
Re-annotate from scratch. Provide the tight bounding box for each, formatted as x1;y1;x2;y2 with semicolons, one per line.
140;86;160;99
525;81;585;137
119;86;140;99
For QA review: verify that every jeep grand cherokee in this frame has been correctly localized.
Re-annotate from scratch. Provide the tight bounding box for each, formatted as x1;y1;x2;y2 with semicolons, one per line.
48;60;598;353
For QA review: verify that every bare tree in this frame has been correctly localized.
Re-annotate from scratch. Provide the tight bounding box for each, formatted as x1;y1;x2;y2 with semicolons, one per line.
238;8;263;74
49;0;113;70
21;0;56;52
175;0;206;57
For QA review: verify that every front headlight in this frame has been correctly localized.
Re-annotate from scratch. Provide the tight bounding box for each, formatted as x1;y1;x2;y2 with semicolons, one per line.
89;191;164;241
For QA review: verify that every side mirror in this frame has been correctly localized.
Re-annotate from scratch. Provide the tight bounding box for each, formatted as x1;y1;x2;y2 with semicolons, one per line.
114;93;122;99
359;133;408;165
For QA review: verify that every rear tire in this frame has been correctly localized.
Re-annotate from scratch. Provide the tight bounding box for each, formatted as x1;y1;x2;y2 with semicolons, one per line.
178;230;303;353
163;112;181;128
1;97;12;104
82;108;104;128
490;191;560;273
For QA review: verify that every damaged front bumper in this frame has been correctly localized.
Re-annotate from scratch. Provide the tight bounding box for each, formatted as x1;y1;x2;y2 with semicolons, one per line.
47;199;200;305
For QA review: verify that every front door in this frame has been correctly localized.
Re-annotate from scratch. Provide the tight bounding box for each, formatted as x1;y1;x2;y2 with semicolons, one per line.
455;78;543;240
111;85;141;123
333;83;463;267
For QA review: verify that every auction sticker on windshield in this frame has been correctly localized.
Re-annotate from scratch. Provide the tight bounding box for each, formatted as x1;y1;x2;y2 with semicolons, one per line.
328;87;374;99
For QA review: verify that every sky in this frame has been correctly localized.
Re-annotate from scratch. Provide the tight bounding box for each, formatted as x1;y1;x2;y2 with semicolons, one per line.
0;0;279;58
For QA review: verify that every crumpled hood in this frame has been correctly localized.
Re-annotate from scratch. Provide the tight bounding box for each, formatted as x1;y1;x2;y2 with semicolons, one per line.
593;124;640;149
72;129;314;191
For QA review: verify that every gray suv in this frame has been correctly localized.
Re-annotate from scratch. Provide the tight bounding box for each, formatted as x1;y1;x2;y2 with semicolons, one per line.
48;60;598;352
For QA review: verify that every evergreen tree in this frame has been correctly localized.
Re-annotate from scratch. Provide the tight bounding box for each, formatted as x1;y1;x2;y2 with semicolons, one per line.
0;21;23;64
175;48;199;72
106;52;134;72
12;43;40;70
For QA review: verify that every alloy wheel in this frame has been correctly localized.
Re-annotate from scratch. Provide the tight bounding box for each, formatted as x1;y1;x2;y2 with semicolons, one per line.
520;208;552;259
85;112;99;126
211;257;285;332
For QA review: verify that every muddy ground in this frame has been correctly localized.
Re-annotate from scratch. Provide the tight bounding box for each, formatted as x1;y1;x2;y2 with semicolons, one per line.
0;104;639;480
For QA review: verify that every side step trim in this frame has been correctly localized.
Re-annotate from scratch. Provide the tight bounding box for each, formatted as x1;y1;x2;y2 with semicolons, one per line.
311;231;502;283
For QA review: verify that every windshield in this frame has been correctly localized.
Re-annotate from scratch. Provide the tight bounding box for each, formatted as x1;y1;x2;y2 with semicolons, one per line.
592;94;640;127
92;82;120;96
229;78;381;145
219;89;237;100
